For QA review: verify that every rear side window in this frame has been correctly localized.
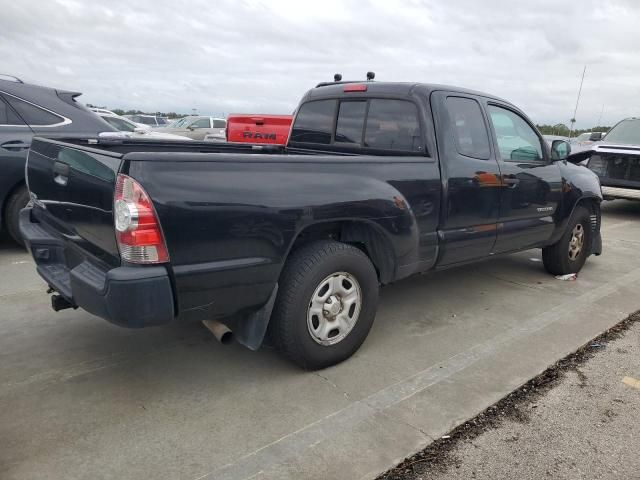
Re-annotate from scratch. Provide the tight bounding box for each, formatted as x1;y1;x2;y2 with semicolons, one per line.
192;118;210;128
0;97;25;125
4;95;64;126
364;100;422;152
446;97;490;160
290;99;336;144
335;101;366;144
103;116;135;132
213;119;227;128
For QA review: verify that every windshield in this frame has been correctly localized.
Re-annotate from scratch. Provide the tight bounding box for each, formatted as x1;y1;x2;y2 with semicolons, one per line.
575;133;591;141
602;119;640;145
138;116;156;125
171;118;190;128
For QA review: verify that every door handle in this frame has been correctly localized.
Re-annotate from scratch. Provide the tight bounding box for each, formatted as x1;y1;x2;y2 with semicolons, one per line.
53;161;69;186
1;140;30;151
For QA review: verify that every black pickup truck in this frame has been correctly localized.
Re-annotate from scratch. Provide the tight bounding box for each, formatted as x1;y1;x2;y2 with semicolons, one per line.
20;80;603;369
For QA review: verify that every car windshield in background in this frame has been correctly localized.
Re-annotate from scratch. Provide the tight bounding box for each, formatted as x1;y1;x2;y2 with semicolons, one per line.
171;118;190;128
138;116;156;125
157;118;168;125
602;119;640;145
575;133;591;142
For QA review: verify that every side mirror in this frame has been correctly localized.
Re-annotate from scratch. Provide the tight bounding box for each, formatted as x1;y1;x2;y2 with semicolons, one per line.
589;132;603;141
133;127;147;134
551;140;571;161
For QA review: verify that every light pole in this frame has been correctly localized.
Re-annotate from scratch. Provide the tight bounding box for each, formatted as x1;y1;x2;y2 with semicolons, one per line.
569;65;587;140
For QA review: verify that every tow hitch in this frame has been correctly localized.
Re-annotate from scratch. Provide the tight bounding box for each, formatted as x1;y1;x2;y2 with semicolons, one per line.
51;294;76;312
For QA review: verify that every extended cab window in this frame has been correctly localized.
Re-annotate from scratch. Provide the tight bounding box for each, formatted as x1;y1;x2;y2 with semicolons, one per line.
446;97;490;160
290;99;336;144
335;101;366;144
0;97;25;125
5;95;64;126
488;105;543;162
364;99;422;152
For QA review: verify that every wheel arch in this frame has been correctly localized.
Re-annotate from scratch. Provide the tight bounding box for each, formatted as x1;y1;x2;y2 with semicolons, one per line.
284;219;398;285
1;180;27;229
549;194;601;246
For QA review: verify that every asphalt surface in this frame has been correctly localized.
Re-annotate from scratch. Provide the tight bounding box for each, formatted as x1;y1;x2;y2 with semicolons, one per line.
1;200;640;480
392;318;640;480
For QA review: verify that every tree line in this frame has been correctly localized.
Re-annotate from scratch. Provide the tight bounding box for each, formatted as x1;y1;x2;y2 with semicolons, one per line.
86;104;189;119
536;123;611;137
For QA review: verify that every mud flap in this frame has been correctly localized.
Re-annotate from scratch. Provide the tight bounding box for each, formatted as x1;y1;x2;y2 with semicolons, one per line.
232;284;278;350
591;231;602;256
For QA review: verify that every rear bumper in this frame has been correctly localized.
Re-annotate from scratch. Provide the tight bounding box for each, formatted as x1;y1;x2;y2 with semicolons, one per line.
601;186;640;201
19;207;174;328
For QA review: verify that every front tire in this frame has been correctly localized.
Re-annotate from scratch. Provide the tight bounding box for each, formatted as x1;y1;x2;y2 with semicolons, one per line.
5;186;29;248
270;240;379;370
542;206;593;275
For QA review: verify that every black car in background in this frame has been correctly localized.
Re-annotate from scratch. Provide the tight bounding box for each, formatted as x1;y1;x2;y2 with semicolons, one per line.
0;74;114;245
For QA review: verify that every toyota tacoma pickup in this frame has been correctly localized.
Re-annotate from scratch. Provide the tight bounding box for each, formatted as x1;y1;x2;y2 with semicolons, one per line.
20;79;603;369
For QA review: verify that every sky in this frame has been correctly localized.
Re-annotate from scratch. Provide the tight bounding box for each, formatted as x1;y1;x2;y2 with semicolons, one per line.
2;0;640;128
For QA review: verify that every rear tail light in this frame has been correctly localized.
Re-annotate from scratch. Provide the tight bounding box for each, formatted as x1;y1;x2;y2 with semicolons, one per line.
114;174;169;264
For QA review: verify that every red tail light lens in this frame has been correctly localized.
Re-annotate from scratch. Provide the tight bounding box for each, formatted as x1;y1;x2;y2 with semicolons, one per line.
114;174;169;264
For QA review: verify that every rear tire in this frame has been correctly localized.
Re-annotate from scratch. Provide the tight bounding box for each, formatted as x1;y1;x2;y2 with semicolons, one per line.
5;186;29;248
542;206;592;275
270;240;379;370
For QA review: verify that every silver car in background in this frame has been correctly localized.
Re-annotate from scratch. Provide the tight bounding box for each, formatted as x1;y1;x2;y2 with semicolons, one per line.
161;115;227;141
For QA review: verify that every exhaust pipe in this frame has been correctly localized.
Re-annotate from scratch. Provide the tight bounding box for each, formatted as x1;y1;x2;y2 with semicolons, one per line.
202;319;234;345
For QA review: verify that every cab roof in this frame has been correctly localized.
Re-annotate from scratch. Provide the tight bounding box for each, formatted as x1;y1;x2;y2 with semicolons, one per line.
304;81;510;105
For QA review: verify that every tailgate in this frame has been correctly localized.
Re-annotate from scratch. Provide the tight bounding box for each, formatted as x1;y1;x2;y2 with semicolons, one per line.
26;137;123;266
227;114;292;145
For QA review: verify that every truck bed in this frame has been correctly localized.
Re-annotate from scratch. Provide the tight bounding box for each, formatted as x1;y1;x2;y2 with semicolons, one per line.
23;136;440;331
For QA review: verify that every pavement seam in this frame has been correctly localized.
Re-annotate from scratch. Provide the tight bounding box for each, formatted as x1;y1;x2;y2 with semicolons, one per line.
314;372;351;400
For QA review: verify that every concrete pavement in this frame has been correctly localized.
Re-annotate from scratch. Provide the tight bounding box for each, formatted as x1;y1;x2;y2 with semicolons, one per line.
392;317;640;480
1;200;639;480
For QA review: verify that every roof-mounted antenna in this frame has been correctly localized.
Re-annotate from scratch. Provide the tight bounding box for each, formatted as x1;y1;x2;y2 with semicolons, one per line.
334;73;342;82
366;71;375;81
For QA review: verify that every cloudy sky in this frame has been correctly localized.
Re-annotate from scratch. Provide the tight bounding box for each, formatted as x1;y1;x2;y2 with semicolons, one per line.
2;0;639;127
